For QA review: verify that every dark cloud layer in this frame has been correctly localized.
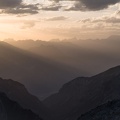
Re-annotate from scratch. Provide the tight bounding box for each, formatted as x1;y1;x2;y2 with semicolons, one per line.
48;0;120;11
0;0;39;14
0;0;120;14
0;0;21;8
79;0;120;10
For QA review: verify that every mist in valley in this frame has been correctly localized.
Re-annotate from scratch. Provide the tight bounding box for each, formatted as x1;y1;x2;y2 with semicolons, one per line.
2;35;120;99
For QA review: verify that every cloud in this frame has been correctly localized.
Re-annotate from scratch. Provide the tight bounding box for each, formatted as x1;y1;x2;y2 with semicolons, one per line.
81;17;120;24
21;21;36;29
116;10;120;15
40;2;62;11
80;10;120;24
0;0;21;8
41;6;60;11
42;0;120;11
0;0;119;14
0;0;39;14
73;0;120;11
46;16;68;21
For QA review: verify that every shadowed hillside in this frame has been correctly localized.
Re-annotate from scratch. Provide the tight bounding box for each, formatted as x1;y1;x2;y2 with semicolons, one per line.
0;92;42;120
4;36;120;98
44;65;120;120
78;100;120;120
0;77;49;120
0;41;80;99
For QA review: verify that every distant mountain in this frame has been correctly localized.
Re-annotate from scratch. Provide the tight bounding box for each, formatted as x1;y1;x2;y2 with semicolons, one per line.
0;92;42;120
44;66;120;120
4;36;120;99
0;77;49;120
5;37;120;77
0;41;79;99
78;100;120;120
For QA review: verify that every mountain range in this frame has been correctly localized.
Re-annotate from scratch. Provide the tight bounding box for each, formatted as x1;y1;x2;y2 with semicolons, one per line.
5;36;120;75
0;65;120;120
44;65;120;120
0;36;120;120
0;77;49;120
2;36;120;99
0;41;79;99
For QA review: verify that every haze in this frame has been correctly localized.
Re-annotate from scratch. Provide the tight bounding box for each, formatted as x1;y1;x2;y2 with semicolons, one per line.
0;0;120;99
1;35;120;99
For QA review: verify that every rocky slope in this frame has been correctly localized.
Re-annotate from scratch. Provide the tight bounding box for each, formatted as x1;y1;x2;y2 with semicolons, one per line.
44;65;120;120
78;100;120;120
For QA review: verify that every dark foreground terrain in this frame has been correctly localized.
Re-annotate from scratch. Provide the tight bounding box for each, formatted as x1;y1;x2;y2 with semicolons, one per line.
1;65;120;120
0;92;42;120
44;66;120;120
78;100;120;120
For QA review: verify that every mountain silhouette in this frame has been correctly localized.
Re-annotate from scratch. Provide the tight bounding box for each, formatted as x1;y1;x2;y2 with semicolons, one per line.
4;37;120;98
78;100;120;120
0;92;42;120
0;41;79;99
44;65;120;120
5;37;120;77
0;77;49;120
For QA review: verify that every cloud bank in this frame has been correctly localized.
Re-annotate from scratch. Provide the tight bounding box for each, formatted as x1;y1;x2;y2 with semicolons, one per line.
46;16;68;21
40;0;120;11
68;0;120;11
0;0;39;14
0;0;120;14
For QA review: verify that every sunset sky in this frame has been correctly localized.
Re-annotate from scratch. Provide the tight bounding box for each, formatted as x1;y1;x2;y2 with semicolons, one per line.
0;0;120;40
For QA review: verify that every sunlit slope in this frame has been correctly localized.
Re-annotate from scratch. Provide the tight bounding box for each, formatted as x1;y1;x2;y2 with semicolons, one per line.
0;41;79;99
6;36;120;76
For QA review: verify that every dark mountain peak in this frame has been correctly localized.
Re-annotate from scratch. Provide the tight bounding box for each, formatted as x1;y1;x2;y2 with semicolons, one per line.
0;78;25;87
0;78;31;97
107;65;120;72
59;77;89;93
58;65;120;95
59;65;120;94
92;65;120;78
68;77;89;83
44;65;120;120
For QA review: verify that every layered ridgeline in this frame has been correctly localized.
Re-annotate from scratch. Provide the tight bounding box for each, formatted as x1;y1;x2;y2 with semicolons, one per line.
5;36;120;76
0;77;50;120
3;36;120;99
0;41;80;99
0;92;42;120
44;66;120;120
78;100;120;120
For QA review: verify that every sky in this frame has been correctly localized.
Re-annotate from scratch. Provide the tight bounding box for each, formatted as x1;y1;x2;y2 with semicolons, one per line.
0;0;120;41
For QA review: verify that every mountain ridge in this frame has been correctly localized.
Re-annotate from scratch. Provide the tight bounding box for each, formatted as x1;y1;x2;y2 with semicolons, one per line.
78;99;120;120
44;65;120;120
0;41;80;99
0;77;50;120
